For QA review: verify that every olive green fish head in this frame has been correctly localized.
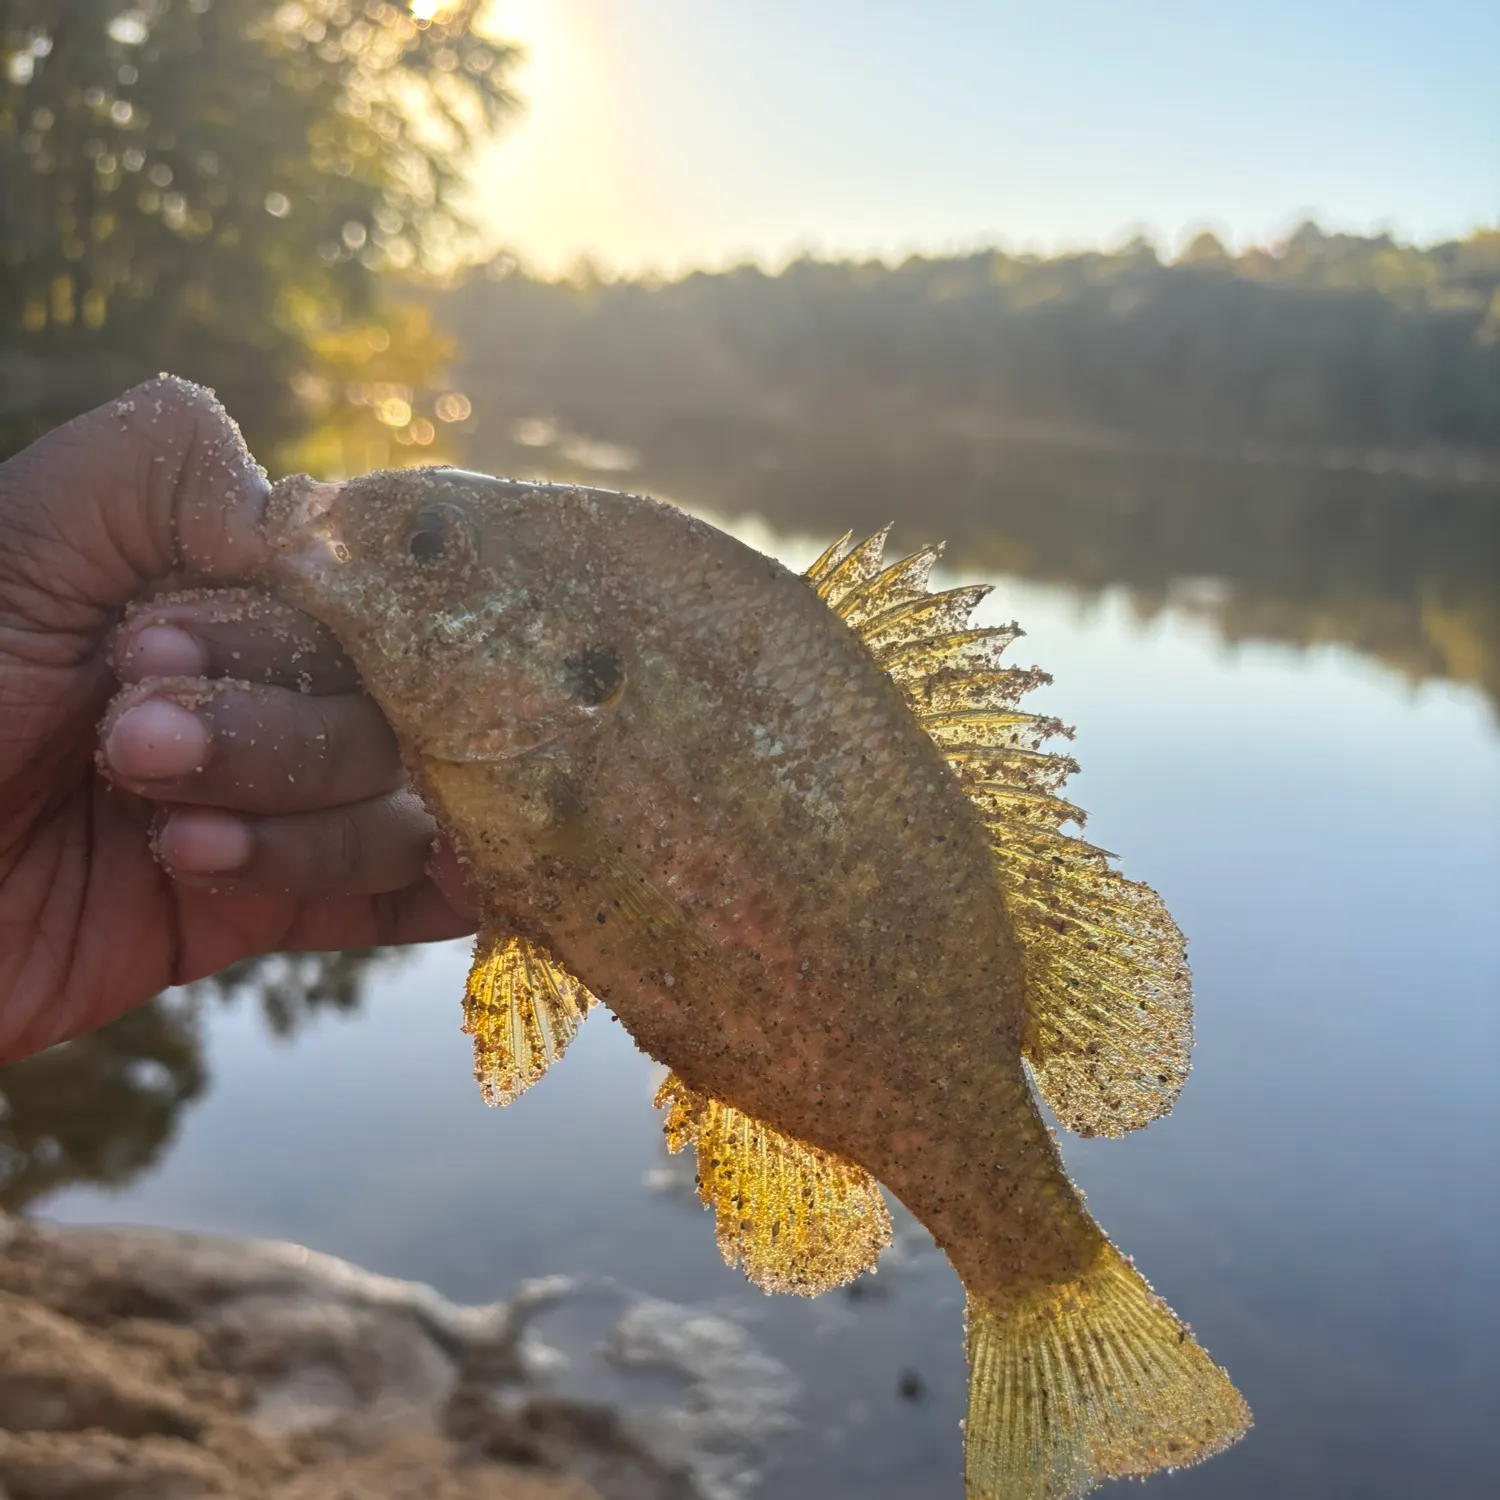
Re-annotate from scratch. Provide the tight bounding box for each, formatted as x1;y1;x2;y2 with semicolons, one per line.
263;467;640;762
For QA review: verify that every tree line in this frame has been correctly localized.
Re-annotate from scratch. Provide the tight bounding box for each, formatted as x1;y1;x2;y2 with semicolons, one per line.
426;235;1500;723
433;226;1500;465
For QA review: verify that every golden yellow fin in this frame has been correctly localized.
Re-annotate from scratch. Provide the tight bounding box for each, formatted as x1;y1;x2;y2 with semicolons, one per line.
996;828;1192;1138
655;1073;892;1296
462;927;596;1106
877;622;1024;679
833;544;943;630
804;529;855;586
807;533;1194;1139
809;525;891;607
965;1242;1250;1499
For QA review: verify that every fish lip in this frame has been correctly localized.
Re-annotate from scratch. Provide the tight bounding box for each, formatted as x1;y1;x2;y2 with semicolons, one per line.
264;476;349;589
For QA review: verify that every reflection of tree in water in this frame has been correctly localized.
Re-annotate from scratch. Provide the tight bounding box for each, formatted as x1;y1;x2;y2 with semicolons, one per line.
465;415;1500;720
0;995;203;1213
204;948;396;1039
0;949;396;1214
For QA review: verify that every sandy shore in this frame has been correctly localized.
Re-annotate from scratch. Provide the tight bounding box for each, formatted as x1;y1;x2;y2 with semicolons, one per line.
0;1214;792;1500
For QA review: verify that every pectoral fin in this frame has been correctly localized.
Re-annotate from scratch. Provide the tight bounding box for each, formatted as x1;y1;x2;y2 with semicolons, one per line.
463;927;597;1106
656;1073;891;1296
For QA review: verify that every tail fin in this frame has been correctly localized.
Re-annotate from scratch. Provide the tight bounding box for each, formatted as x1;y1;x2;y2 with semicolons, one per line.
965;1243;1250;1499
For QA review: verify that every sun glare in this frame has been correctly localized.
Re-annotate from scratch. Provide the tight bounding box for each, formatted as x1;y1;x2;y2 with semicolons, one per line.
469;1;624;275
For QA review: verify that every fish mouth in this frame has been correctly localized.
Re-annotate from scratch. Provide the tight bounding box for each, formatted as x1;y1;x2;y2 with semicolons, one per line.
263;475;349;593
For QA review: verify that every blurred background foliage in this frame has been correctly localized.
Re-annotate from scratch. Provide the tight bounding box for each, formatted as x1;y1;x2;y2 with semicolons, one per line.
0;0;512;470
3;5;1495;484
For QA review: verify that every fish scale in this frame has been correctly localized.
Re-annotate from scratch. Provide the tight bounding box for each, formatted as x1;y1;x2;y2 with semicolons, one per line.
263;466;1250;1499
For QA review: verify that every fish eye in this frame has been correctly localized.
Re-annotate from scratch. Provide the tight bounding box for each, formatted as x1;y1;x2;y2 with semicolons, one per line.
403;503;471;566
565;644;626;708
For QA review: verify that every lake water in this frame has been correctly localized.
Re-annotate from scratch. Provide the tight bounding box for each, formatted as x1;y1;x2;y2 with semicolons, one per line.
18;509;1500;1498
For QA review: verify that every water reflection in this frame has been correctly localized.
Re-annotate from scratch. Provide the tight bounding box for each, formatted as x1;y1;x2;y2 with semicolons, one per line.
0;995;203;1213
206;948;399;1038
0;951;393;1213
462;424;1500;720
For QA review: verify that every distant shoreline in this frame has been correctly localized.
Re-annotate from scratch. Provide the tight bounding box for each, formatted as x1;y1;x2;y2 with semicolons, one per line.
928;411;1500;488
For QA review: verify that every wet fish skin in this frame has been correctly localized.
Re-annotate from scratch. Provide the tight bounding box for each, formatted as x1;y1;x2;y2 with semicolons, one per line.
262;466;1248;1499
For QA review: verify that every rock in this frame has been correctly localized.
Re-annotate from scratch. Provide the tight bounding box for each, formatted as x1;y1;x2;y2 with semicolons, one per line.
0;1215;794;1500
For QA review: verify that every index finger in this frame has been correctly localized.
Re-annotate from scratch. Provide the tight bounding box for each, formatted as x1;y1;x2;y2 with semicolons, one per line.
0;376;270;635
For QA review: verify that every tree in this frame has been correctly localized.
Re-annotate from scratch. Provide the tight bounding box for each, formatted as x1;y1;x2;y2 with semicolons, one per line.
0;0;515;464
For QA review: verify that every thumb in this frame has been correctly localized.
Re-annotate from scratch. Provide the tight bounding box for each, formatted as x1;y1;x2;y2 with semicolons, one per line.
0;376;271;635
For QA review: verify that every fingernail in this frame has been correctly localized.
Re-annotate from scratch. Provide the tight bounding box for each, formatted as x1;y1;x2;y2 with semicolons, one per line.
118;624;206;680
106;699;210;781
156;810;253;875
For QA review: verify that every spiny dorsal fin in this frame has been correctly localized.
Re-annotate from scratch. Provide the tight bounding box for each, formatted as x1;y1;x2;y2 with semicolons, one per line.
806;534;1193;1139
809;526;891;607
804;529;855;587
834;544;942;630
656;1072;892;1295
463;927;596;1106
876;624;1026;685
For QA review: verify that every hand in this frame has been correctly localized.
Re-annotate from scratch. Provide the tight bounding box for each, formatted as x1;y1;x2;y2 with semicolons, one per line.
0;378;474;1063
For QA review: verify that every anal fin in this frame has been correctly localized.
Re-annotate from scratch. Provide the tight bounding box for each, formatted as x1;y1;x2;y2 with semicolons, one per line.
463;927;597;1106
656;1073;891;1296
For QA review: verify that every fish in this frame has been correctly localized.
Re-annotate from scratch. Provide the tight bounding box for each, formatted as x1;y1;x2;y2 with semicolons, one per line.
260;467;1251;1499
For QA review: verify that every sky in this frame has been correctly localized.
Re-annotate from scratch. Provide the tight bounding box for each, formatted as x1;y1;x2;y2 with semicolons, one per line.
467;0;1498;276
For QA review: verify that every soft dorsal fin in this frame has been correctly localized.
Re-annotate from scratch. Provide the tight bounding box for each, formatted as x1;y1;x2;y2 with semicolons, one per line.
463;926;597;1106
806;534;1193;1139
656;1073;892;1295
